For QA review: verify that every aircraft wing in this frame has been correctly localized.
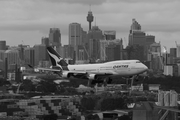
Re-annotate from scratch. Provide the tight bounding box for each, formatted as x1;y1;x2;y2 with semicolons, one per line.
37;67;61;72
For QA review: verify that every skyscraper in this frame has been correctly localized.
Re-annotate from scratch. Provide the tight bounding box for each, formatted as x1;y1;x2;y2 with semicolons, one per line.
104;31;116;40
176;44;180;58
129;19;146;46
130;18;141;31
100;39;123;61
170;48;177;64
88;26;103;61
0;41;6;50
4;50;20;69
41;37;49;46
49;28;61;47
69;23;83;47
24;47;35;67
34;44;47;66
69;23;84;61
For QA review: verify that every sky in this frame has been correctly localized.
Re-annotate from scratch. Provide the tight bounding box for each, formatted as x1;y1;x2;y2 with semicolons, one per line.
0;0;180;50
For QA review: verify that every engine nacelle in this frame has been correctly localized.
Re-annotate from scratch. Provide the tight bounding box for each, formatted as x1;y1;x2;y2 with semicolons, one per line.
61;72;73;78
88;74;97;80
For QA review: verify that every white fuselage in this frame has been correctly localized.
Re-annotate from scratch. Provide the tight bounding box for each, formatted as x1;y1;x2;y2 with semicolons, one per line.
66;60;148;76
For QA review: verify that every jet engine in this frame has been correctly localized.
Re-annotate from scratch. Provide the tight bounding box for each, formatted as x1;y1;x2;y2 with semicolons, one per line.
61;72;73;78
88;74;97;80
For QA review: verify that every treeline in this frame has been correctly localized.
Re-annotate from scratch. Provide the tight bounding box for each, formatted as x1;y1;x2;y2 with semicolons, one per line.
80;91;156;111
142;76;180;92
81;92;129;112
111;76;180;92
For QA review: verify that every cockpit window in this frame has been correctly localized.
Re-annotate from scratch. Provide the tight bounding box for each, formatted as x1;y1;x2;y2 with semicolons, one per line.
136;61;141;63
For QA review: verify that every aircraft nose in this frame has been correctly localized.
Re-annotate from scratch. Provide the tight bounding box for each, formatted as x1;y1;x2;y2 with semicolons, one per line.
143;64;148;70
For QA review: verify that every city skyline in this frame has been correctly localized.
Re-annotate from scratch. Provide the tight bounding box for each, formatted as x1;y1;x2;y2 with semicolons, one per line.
0;0;180;50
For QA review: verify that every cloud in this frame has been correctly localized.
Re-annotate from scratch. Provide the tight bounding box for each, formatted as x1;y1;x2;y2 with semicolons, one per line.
43;0;107;5
0;0;180;48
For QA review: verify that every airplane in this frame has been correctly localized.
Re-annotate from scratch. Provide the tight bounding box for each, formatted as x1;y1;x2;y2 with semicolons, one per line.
38;46;148;84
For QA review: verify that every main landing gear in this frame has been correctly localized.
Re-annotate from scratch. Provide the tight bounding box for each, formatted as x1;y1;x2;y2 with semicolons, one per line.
87;77;112;87
123;75;138;96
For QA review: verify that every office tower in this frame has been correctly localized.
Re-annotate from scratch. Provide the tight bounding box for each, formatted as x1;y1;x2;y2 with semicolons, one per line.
0;41;6;50
176;44;180;58
34;44;47;66
69;23;83;47
4;49;20;69
41;37;49;46
104;31;116;40
149;42;163;70
0;50;5;70
63;45;74;59
129;19;145;46
0;50;5;61
170;48;177;64
87;8;94;31
128;19;156;62
17;44;29;63
82;30;88;45
146;35;155;46
41;37;50;60
87;26;103;61
131;18;141;31
24;47;35;67
69;23;85;61
100;39;123;61
49;28;61;47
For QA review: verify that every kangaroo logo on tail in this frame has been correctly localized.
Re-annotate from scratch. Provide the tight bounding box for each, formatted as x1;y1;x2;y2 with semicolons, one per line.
47;46;69;70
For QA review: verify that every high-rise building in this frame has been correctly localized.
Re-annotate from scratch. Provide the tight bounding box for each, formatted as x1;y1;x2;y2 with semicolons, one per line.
24;47;35;67
128;19;156;62
17;44;29;63
88;26;103;61
82;30;88;45
63;45;74;59
148;42;163;70
106;44;123;61
129;31;146;46
34;44;47;66
4;49;20;69
69;23;87;61
0;41;6;50
170;48;177;64
0;50;5;70
87;9;94;31
69;23;83;47
104;31;116;40
146;35;155;46
100;39;123;61
41;37;50;60
41;37;49;46
176;44;180;58
130;18;141;31
49;28;61;47
0;50;5;61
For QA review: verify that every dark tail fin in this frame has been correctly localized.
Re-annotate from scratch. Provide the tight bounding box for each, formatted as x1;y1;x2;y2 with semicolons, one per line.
46;46;68;67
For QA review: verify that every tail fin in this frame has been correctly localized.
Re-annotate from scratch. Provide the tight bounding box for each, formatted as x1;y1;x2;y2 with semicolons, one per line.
46;46;68;67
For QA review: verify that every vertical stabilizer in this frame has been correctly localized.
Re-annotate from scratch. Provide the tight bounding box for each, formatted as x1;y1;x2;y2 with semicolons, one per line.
46;46;68;67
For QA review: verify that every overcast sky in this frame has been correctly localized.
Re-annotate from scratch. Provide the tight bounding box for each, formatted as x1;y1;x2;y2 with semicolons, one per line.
0;0;180;50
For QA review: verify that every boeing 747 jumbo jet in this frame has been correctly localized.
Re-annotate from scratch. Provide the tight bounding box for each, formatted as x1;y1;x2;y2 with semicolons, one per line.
38;46;148;83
